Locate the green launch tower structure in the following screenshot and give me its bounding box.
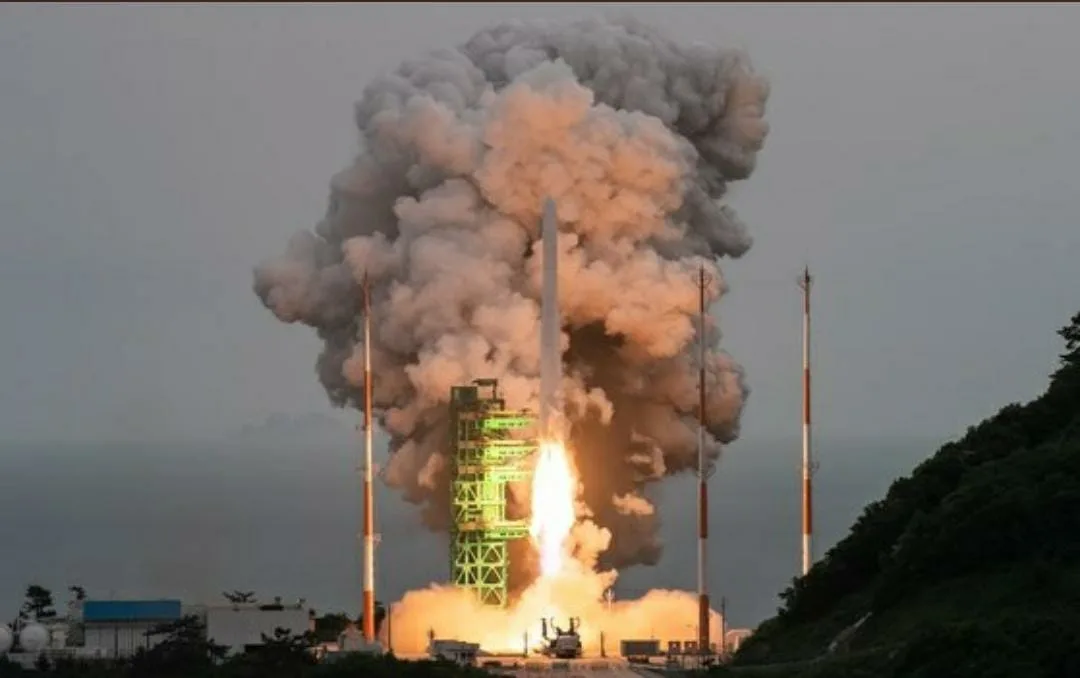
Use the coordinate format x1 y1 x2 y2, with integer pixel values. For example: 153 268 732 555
449 378 537 607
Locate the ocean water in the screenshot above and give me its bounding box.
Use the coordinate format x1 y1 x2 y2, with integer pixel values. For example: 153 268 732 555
0 436 941 629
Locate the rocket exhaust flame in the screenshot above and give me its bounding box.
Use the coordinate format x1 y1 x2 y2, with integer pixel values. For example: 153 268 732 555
530 440 576 579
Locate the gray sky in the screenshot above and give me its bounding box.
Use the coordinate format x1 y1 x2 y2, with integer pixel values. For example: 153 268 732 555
1 3 1078 444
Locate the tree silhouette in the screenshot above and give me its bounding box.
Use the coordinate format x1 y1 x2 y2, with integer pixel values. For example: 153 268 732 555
131 615 228 677
1060 311 1080 363
223 590 258 605
313 613 352 643
20 585 55 620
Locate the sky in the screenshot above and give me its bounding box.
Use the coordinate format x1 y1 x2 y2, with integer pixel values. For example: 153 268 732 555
1 2 1079 445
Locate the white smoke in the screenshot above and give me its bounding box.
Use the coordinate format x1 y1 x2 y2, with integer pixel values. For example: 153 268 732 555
254 16 768 571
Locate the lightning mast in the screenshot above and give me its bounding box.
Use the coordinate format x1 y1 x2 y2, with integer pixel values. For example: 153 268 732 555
361 274 376 642
798 266 814 576
697 265 711 654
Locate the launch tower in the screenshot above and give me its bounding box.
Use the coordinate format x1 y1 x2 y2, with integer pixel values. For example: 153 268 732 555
448 378 537 607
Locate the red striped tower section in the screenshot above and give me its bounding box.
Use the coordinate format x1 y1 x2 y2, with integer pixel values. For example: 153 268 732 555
697 265 710 654
362 275 376 642
799 267 814 577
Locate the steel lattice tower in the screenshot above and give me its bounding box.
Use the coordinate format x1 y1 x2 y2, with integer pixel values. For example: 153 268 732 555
449 378 536 607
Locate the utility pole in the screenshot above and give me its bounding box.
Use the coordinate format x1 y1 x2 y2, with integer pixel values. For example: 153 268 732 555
361 274 376 642
798 266 814 576
697 265 712 654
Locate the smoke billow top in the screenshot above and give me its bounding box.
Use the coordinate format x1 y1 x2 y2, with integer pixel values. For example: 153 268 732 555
254 17 768 573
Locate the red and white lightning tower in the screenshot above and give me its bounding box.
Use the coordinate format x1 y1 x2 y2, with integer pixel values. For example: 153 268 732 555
697 265 711 653
798 266 814 576
361 274 376 642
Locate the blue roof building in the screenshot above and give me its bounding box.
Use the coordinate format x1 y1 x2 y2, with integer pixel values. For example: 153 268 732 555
82 600 183 623
79 599 186 659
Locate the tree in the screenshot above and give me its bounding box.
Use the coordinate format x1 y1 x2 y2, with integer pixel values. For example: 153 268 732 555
33 654 50 672
65 586 88 648
313 613 352 643
358 602 387 636
20 585 55 620
131 615 227 678
1060 310 1080 365
223 590 257 605
220 628 317 678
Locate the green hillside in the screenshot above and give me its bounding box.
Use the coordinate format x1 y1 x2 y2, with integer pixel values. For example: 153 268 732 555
729 310 1080 678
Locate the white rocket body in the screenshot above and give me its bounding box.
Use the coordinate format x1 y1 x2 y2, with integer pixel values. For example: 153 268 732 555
539 198 562 440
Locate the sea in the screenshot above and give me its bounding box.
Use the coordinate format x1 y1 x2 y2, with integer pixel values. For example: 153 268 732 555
0 435 942 630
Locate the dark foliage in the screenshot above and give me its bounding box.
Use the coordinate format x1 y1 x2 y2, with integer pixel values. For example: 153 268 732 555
735 309 1080 674
223 628 317 678
222 591 257 605
21 622 485 678
311 613 350 644
20 586 56 621
128 616 228 678
770 309 1080 624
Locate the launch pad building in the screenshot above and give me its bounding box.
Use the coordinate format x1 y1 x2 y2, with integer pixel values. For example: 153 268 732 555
448 199 556 608
449 378 538 607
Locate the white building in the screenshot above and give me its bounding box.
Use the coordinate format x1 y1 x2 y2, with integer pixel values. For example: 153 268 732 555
78 599 183 659
204 602 313 655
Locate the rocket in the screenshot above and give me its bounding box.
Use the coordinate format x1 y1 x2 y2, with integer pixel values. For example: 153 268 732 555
539 197 561 440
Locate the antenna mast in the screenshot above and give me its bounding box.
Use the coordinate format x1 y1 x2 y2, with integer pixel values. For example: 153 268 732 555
697 265 711 654
362 274 376 642
798 266 814 576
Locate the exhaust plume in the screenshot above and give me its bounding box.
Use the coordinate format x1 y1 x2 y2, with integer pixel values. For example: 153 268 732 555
254 16 769 571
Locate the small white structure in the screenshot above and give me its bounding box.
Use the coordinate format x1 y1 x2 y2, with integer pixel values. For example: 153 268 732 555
19 623 49 653
205 601 312 655
428 638 479 666
1 617 84 667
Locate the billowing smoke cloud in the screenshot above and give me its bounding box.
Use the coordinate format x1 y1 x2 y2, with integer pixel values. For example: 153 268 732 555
254 16 768 571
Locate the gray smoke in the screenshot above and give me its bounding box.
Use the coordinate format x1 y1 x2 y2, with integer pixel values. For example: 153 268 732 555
254 16 769 572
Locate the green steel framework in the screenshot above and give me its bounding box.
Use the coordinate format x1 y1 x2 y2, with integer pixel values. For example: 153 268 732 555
449 378 537 607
